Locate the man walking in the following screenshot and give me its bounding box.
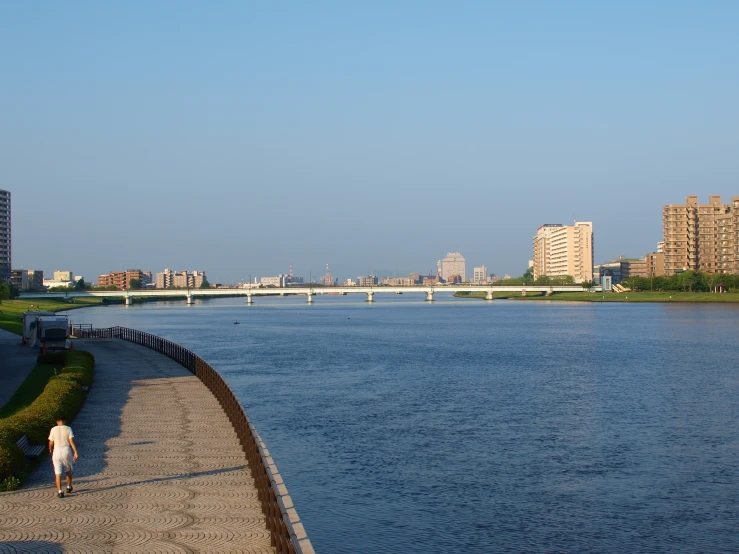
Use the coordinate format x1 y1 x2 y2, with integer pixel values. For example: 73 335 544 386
48 414 79 498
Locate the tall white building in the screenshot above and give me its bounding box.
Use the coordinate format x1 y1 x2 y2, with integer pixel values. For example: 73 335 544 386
439 252 466 282
532 221 593 282
473 266 488 284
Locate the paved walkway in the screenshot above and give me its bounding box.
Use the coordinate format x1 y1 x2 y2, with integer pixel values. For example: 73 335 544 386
0 339 273 554
0 328 38 408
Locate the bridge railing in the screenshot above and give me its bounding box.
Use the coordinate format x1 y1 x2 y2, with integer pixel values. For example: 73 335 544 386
75 326 314 554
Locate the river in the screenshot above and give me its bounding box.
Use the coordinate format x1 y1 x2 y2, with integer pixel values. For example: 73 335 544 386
65 295 739 553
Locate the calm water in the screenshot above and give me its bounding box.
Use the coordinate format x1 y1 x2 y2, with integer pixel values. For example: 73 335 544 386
65 295 739 553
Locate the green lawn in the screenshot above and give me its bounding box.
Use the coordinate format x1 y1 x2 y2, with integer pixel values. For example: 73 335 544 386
0 298 104 335
455 290 739 302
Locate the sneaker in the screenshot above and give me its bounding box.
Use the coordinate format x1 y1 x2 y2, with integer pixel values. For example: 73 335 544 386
66 485 73 493
58 490 64 498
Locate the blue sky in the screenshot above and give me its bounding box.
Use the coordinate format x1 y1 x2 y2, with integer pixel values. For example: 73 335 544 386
2 2 738 282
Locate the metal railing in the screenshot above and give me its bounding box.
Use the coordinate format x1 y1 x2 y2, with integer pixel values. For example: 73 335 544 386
75 326 314 554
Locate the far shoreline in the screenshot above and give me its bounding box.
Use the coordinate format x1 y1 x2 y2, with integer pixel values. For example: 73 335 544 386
454 290 739 303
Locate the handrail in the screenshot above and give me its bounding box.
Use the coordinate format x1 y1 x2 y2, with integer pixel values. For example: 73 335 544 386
75 326 314 554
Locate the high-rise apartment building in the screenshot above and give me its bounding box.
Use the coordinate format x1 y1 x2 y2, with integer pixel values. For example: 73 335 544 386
532 221 593 283
473 266 488 284
663 195 739 275
439 252 466 282
0 190 10 282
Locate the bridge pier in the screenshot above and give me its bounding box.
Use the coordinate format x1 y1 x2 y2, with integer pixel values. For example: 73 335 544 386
246 294 253 305
425 291 434 302
521 289 527 297
366 291 374 302
124 296 132 306
186 294 193 305
307 292 313 303
486 290 494 301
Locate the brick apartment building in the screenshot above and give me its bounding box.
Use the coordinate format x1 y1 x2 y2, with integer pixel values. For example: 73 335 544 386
663 195 739 275
98 269 152 290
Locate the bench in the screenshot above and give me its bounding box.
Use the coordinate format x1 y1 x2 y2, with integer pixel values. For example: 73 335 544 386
16 435 45 459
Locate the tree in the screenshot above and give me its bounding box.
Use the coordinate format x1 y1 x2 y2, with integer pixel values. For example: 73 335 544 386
128 278 141 289
199 279 211 289
75 277 86 290
523 266 534 279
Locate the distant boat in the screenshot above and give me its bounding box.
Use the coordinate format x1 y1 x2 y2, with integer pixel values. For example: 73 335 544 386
234 321 241 325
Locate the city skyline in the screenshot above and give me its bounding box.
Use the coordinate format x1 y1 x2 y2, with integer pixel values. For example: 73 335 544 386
3 3 738 282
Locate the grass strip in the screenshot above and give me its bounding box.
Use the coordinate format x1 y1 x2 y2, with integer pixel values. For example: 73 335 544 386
0 350 95 483
0 298 104 335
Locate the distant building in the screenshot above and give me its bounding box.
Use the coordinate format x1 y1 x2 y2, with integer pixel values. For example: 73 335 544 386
489 274 500 283
663 195 739 275
357 275 378 287
99 269 151 290
502 274 512 280
533 221 594 283
594 260 631 285
439 252 466 282
53 270 74 282
11 269 43 291
156 269 207 288
408 272 421 284
380 277 414 286
645 252 665 277
422 274 441 285
447 274 462 284
344 278 356 286
0 189 9 281
473 266 488 284
260 274 288 287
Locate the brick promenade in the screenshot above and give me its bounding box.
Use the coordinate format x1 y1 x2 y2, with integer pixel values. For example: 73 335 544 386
0 339 274 553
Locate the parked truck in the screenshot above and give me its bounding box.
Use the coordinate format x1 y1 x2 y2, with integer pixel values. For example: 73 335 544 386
21 311 71 350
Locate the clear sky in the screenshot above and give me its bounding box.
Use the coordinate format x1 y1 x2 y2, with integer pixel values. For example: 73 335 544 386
2 2 738 283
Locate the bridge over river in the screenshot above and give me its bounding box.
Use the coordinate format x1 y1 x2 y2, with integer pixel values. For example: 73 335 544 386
19 285 585 305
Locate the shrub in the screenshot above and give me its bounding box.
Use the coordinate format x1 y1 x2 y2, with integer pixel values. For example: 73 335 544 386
0 350 95 482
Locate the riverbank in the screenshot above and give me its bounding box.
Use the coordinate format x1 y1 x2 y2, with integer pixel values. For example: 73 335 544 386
454 290 739 302
0 298 104 335
0 339 277 551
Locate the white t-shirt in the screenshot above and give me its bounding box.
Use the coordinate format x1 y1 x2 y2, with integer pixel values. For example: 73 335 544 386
48 425 74 447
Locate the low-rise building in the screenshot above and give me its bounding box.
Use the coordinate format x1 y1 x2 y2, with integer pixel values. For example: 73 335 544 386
357 276 377 286
11 269 44 291
98 269 151 290
156 269 207 288
53 270 74 282
261 274 288 287
645 252 665 277
473 266 488 284
380 277 414 286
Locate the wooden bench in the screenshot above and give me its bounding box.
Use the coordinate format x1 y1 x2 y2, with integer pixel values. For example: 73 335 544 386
16 435 45 459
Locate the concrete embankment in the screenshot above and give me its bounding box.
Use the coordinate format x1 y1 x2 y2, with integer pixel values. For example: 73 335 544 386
0 339 275 553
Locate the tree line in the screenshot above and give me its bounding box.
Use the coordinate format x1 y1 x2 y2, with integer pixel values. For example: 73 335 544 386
623 271 737 292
